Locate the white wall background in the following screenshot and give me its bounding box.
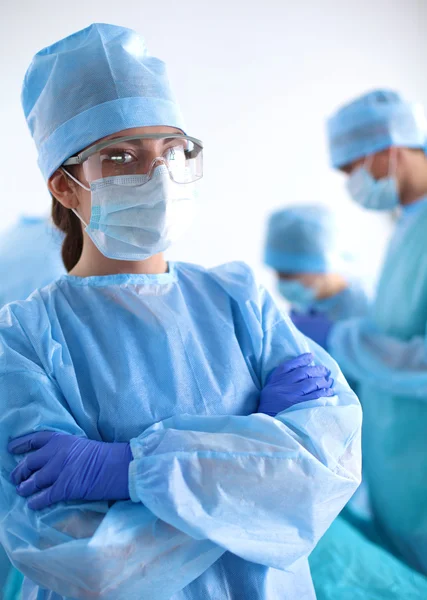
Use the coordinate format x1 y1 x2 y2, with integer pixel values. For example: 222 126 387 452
1 0 426 291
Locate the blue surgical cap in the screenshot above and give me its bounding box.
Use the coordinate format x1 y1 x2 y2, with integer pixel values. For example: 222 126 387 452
327 89 427 169
22 23 185 180
264 205 351 274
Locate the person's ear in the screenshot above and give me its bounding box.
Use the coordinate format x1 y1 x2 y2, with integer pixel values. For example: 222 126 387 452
48 169 80 209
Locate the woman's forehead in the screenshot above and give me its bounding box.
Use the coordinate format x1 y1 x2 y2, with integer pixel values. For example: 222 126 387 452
99 126 184 144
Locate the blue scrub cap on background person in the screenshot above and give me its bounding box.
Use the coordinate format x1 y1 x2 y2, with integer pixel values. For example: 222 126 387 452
21 23 185 180
264 205 352 274
327 89 427 169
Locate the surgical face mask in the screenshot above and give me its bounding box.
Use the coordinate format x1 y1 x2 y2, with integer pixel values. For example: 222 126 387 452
277 280 317 312
346 155 399 211
65 165 195 260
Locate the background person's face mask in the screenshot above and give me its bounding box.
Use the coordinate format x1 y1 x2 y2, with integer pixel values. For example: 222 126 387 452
277 280 317 312
346 152 399 211
69 165 195 260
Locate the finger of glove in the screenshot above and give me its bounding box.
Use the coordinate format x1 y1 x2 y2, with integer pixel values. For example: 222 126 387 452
300 387 336 402
280 364 331 385
259 385 335 416
8 431 56 455
296 376 334 395
17 464 58 498
305 365 332 380
27 487 55 511
10 449 50 486
267 354 313 383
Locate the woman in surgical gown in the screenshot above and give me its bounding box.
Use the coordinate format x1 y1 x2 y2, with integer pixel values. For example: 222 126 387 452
0 24 362 599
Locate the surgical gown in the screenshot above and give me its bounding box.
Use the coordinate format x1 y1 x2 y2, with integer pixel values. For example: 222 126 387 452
0 261 361 599
328 197 427 574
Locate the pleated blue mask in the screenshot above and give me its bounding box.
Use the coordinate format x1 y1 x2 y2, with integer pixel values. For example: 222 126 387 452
70 165 195 261
277 280 317 311
346 167 399 211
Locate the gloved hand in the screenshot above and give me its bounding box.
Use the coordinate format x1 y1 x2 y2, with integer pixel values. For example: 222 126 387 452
258 353 335 416
291 311 333 349
8 432 132 510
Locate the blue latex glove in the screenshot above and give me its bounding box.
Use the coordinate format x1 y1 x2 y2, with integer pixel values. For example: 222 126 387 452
258 353 335 416
291 311 333 349
8 432 132 510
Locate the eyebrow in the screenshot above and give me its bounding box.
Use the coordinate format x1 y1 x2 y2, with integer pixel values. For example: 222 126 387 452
105 138 141 147
106 131 183 142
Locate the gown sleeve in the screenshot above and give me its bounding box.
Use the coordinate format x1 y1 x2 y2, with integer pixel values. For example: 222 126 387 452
128 285 362 571
329 317 427 397
0 307 224 599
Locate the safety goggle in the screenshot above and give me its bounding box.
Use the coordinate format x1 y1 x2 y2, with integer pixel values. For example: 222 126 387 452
63 134 203 186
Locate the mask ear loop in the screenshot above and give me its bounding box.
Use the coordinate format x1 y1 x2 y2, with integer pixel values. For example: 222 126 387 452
363 148 397 180
60 167 90 227
388 147 401 217
362 153 374 175
388 147 398 179
61 167 91 191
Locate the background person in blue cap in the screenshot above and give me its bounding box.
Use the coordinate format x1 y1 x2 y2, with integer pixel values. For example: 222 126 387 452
0 216 64 306
264 200 427 599
264 205 370 322
0 23 361 599
293 89 427 575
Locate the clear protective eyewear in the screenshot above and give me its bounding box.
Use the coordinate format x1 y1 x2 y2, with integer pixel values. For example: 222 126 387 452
63 134 203 186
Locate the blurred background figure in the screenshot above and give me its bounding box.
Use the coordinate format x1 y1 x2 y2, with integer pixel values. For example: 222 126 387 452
309 515 427 599
294 89 427 576
0 216 64 306
0 216 64 598
264 205 370 321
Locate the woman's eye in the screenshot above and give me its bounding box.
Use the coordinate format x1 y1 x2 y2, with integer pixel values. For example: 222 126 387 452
102 151 136 165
